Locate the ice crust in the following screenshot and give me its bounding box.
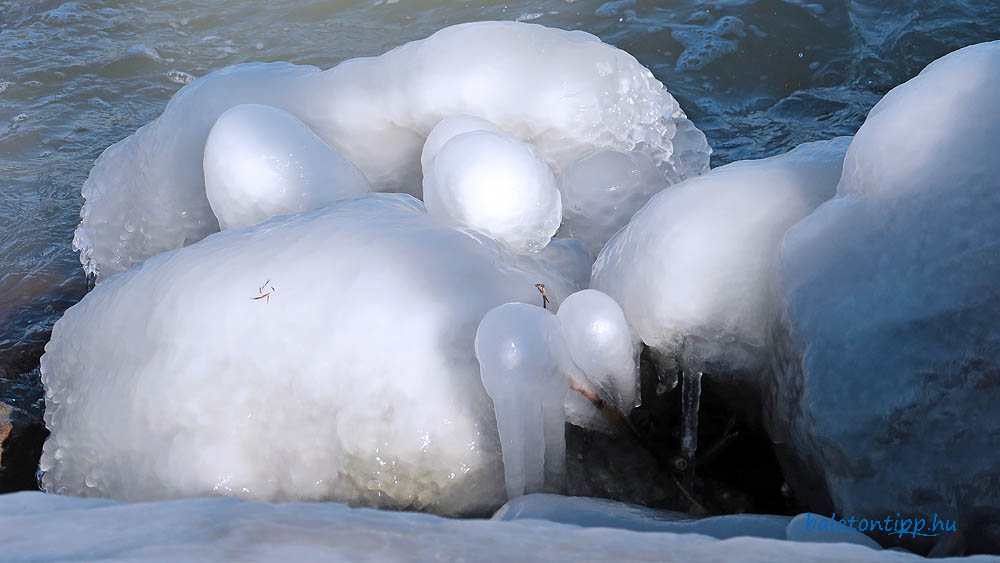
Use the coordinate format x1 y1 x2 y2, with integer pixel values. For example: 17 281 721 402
767 41 1000 552
497 495 883 550
42 194 579 514
2 491 979 562
203 104 370 230
558 149 666 254
74 21 711 280
475 304 571 499
423 130 562 251
591 137 850 374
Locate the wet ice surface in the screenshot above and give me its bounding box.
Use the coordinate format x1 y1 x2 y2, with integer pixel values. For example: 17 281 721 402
204 103 370 230
2 0 998 393
475 303 570 499
4 0 999 386
1 492 985 563
3 0 1000 559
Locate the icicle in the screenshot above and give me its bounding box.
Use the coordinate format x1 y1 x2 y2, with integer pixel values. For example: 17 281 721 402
475 303 570 499
680 368 703 484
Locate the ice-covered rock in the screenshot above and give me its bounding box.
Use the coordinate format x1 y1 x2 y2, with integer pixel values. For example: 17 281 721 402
74 21 710 280
556 289 638 414
42 194 578 515
1 491 958 562
475 304 571 499
423 130 562 252
592 137 850 378
558 150 666 254
203 104 370 230
766 41 1000 554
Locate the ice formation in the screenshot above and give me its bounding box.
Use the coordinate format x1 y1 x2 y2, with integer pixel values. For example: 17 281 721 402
423 130 562 252
590 138 848 470
1 492 931 562
591 136 850 376
203 104 370 230
420 115 499 172
495 495 882 550
74 21 710 280
533 237 593 291
555 289 638 414
558 150 666 254
42 194 578 514
767 41 1000 553
475 304 571 499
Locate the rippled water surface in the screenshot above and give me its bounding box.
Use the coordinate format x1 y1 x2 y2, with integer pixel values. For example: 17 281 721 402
1 0 998 408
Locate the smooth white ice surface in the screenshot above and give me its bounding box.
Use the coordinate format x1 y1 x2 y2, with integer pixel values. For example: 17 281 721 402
533 237 593 290
558 149 667 254
43 194 577 515
475 304 570 498
1 492 983 562
420 115 500 172
591 137 849 373
203 104 370 230
74 21 710 280
423 130 562 251
556 289 638 414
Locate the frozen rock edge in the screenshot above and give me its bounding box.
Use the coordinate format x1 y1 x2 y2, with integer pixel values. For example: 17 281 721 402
765 41 1000 554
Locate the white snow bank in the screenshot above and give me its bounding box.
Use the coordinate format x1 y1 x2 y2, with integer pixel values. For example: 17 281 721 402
204 104 370 230
75 21 710 280
591 137 850 374
1 491 978 562
423 130 561 251
43 194 578 515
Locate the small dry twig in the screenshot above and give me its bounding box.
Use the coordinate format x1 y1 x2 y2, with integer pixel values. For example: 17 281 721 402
534 283 550 309
251 279 276 303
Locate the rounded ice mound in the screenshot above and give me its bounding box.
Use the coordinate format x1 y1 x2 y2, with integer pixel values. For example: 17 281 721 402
475 303 570 499
591 137 850 375
559 150 666 254
423 130 562 252
420 116 499 172
767 41 1000 552
75 21 710 281
556 289 638 414
204 104 370 230
72 62 321 281
42 193 576 515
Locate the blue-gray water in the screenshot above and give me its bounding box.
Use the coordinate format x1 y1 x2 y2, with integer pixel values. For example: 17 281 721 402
1 0 998 410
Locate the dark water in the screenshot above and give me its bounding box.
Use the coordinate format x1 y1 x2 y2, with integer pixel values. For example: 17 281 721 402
1 0 998 411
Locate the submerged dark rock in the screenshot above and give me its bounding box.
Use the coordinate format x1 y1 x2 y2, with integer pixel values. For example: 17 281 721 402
0 401 47 493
